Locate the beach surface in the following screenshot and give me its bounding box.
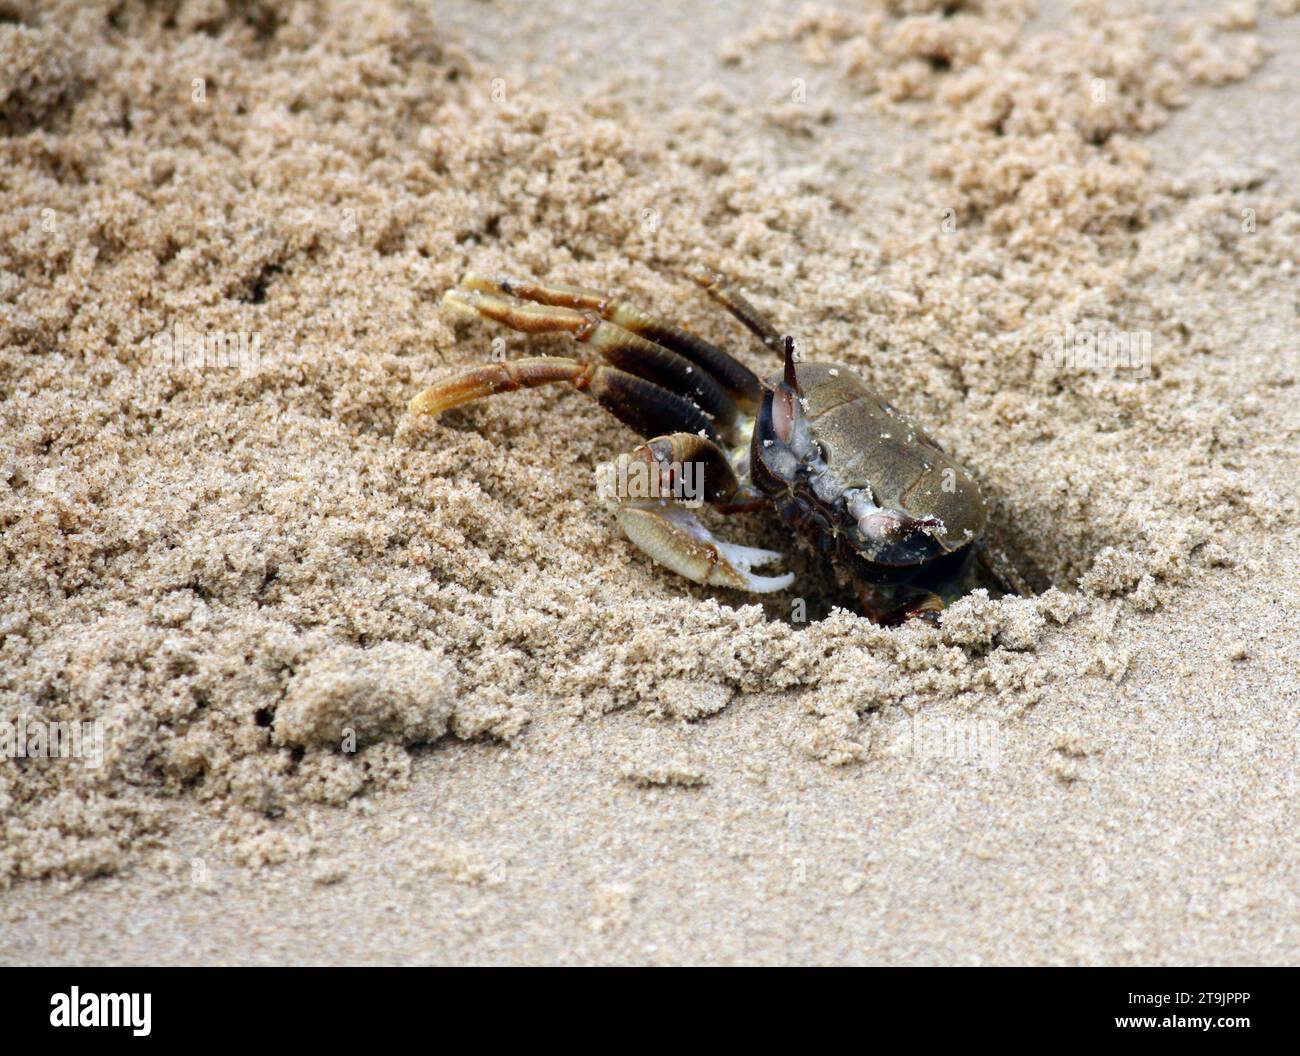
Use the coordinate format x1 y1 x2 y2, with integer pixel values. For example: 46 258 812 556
1 0 1297 964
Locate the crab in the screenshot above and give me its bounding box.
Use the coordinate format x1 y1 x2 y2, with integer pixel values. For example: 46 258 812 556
410 272 1024 625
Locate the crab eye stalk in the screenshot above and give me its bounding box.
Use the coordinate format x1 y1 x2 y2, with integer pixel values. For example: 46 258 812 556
783 335 801 394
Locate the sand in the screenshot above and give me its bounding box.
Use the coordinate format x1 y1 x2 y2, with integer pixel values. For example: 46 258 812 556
0 0 1296 965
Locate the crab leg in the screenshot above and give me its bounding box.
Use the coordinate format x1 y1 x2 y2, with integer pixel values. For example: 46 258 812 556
692 270 787 357
442 287 738 437
460 273 763 413
442 285 740 430
615 431 762 505
856 581 945 626
409 356 720 442
606 432 793 594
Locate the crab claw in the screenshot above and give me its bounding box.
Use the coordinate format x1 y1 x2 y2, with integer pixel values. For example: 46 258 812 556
615 507 795 594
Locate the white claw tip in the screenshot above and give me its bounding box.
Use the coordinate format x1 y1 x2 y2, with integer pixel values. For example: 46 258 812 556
738 570 796 593
714 540 793 592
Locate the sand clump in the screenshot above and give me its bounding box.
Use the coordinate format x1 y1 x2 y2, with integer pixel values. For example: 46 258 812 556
1 0 1296 887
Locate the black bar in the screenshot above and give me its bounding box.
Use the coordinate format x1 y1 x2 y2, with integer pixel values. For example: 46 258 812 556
2 967 1293 1043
